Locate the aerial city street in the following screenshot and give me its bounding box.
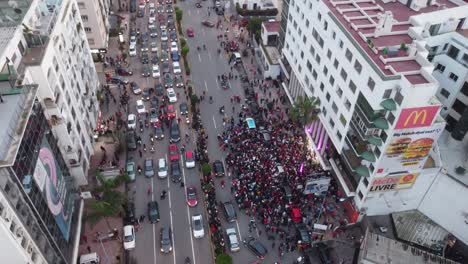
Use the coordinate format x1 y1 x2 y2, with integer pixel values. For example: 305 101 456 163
0 0 468 263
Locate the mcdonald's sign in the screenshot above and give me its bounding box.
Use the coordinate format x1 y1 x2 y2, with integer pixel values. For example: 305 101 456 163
395 106 440 129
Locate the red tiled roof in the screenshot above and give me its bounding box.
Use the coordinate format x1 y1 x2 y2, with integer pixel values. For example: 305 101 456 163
263 21 280 33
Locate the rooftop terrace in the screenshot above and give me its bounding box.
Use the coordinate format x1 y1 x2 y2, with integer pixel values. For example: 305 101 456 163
324 0 460 85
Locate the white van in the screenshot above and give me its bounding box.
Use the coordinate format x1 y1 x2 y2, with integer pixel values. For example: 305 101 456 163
118 33 125 44
129 44 137 57
79 252 100 264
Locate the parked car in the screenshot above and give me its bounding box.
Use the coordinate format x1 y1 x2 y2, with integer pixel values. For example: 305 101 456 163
150 108 159 125
170 161 181 182
166 104 176 119
167 88 177 103
142 65 151 77
136 99 146 114
124 202 136 224
170 120 180 142
123 225 136 250
222 201 236 222
161 29 168 41
126 160 136 181
142 87 151 100
174 75 184 88
147 201 160 223
127 113 137 129
191 214 205 238
160 226 173 253
226 228 240 252
144 158 154 177
170 41 178 52
180 102 188 115
169 143 179 162
202 20 215 27
173 61 181 74
186 187 198 207
185 150 195 168
131 82 142 94
213 160 225 177
245 237 267 259
110 75 129 85
127 130 137 151
158 158 168 178
117 67 133 76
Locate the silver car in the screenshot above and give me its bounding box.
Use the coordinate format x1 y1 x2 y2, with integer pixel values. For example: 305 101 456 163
144 159 154 177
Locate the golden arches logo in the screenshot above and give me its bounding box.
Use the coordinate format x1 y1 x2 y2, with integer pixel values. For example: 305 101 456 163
403 110 427 127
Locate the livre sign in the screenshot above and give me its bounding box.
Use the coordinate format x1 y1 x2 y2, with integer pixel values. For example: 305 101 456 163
395 106 440 130
369 173 418 193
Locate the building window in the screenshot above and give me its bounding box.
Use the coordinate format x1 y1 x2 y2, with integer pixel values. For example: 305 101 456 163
307 60 312 71
329 76 335 86
305 19 309 28
320 82 324 91
312 70 318 80
449 73 459 82
81 15 88 21
362 177 369 187
302 36 307 44
77 2 85 8
332 31 336 39
305 76 310 86
340 114 347 126
332 102 338 113
336 87 343 98
339 40 343 48
324 21 328 31
84 27 92 33
322 107 327 116
318 12 322 21
395 91 403 105
367 78 375 91
336 131 342 140
460 82 468 97
323 66 328 76
452 99 467 115
349 80 356 94
345 99 351 110
354 60 362 74
315 54 321 64
327 49 332 59
340 69 348 81
300 51 304 59
383 89 392 99
298 65 302 73
463 54 468 64
329 118 335 128
375 147 381 158
326 92 331 102
380 131 388 142
345 49 353 62
440 88 450 98
387 112 395 125
71 107 77 120
310 45 315 56
358 191 364 200
447 46 460 59
333 59 339 69
435 63 445 73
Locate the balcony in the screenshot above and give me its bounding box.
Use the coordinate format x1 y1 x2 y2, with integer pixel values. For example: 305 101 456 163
68 148 83 168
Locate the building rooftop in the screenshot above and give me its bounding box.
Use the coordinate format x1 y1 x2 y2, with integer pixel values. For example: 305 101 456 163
264 45 280 64
359 229 460 264
437 130 468 186
263 21 280 33
0 0 33 28
392 210 451 253
324 0 461 85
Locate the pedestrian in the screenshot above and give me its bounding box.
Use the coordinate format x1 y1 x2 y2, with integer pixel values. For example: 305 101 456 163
81 235 88 243
180 181 185 187
139 150 142 158
100 146 106 153
147 188 151 196
87 245 91 253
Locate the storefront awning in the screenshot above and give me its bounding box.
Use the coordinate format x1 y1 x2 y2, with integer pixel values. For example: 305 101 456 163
372 117 389 130
354 165 370 177
380 98 396 111
359 151 376 162
366 136 382 146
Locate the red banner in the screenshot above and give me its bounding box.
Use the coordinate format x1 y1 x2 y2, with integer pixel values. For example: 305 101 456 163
395 106 439 129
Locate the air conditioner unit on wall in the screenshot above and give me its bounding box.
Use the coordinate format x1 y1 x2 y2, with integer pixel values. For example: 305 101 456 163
16 227 24 238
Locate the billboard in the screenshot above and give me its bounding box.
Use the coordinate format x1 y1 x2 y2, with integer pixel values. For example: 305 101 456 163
395 106 440 129
32 136 73 241
303 177 331 195
369 173 419 192
377 123 444 174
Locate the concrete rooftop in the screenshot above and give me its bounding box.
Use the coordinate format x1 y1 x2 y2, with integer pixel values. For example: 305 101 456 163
437 130 468 186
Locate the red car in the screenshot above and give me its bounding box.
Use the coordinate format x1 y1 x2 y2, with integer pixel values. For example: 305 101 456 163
166 104 176 119
169 144 179 162
187 27 195 37
186 187 198 207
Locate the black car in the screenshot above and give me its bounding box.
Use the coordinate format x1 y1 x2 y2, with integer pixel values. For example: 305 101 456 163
142 88 151 100
141 52 149 64
162 62 170 73
130 82 141 95
142 66 151 77
124 202 136 224
170 120 180 142
127 130 137 150
150 96 159 108
180 102 188 115
168 21 175 31
245 237 268 259
296 224 312 249
164 73 173 88
148 201 160 223
174 74 184 88
213 160 225 177
160 52 169 62
222 201 236 222
161 41 169 52
155 126 165 139
160 226 173 253
170 161 181 182
165 5 173 13
155 83 164 96
137 8 145 17
170 31 177 41
150 27 158 38
110 75 129 85
152 54 160 64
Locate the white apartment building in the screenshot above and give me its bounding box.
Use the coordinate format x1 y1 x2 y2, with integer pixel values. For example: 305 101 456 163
0 0 101 186
280 0 468 223
255 21 282 79
77 0 110 53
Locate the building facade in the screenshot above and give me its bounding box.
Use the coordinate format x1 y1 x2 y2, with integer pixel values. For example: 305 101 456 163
0 0 101 186
0 82 82 264
77 0 110 52
279 0 468 220
255 21 282 80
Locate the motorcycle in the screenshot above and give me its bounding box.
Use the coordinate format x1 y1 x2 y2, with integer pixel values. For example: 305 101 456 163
160 190 167 200
150 146 156 153
219 106 225 114
185 257 191 264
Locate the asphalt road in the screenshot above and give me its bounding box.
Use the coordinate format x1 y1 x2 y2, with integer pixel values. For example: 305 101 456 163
178 0 300 263
120 2 213 264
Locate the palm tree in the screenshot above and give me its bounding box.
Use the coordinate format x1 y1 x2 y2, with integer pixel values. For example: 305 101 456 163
289 95 321 127
86 172 127 228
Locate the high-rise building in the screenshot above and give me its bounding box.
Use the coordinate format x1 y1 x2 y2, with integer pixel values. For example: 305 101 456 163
77 0 110 54
0 81 82 264
0 0 101 186
279 0 468 220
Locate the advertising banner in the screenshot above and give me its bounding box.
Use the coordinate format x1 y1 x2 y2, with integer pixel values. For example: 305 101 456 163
395 106 440 130
303 177 331 195
377 123 444 174
369 173 419 192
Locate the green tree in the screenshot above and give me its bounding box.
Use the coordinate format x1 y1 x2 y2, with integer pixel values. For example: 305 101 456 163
247 18 262 41
181 46 190 58
289 95 320 127
180 38 187 47
201 163 211 176
175 8 183 23
87 172 128 228
215 254 233 264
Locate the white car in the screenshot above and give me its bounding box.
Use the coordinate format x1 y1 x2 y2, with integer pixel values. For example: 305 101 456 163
161 29 168 41
151 41 158 52
152 64 161 78
226 228 240 252
127 114 137 129
191 214 205 238
123 225 136 250
173 62 181 74
170 41 178 52
130 36 137 46
148 21 156 30
136 99 146 114
129 44 137 57
158 158 168 178
167 88 177 103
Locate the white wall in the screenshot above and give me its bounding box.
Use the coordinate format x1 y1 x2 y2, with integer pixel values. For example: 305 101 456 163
418 172 468 245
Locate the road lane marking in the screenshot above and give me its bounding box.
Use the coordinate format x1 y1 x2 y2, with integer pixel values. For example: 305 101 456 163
208 52 212 60
235 220 242 241
204 80 208 92
168 190 172 209
212 116 217 129
197 9 200 15
181 165 197 264
215 78 219 88
170 210 176 264
228 80 232 90
198 53 202 62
